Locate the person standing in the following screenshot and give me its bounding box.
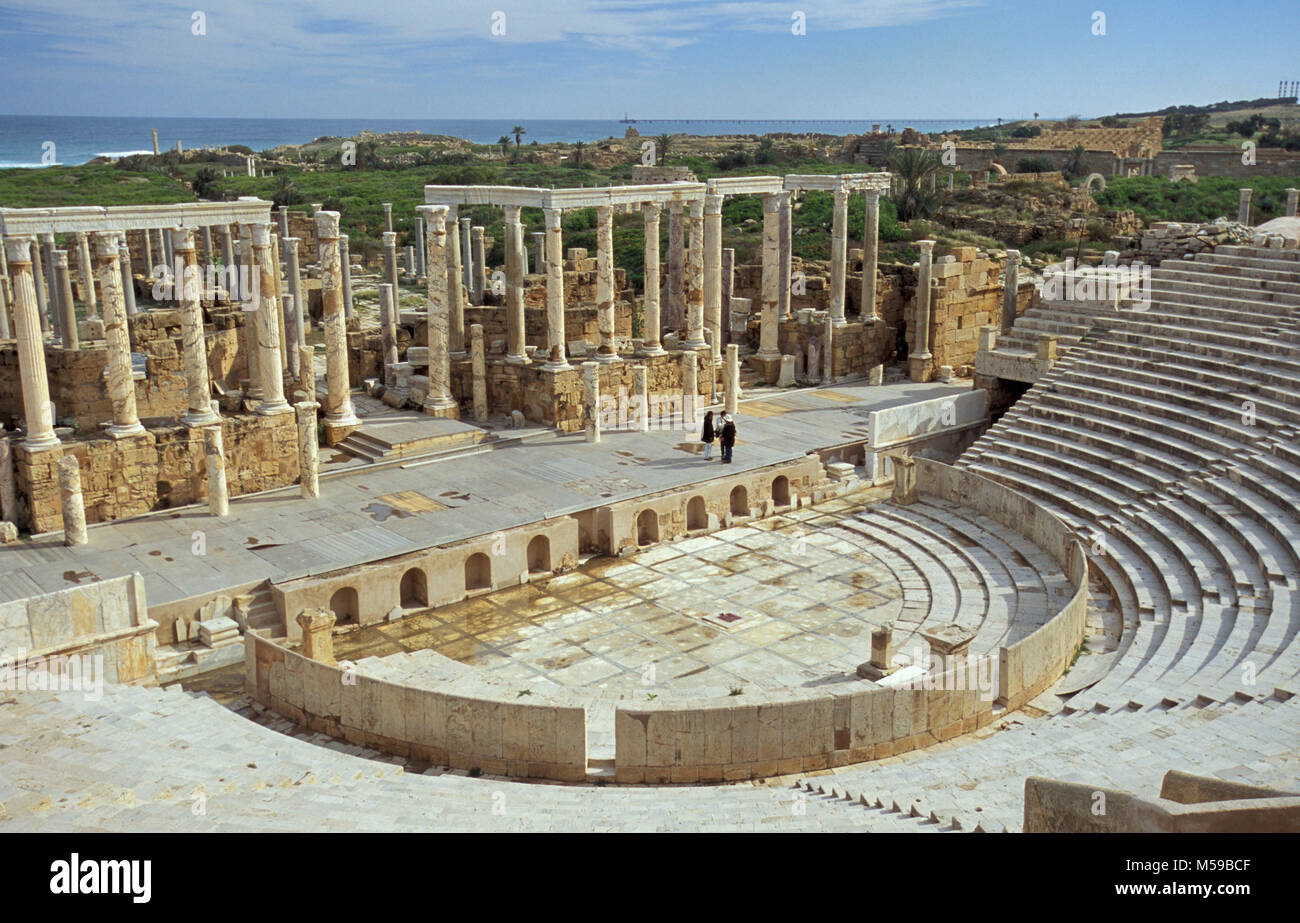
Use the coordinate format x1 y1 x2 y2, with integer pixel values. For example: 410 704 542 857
701 409 716 460
719 412 736 464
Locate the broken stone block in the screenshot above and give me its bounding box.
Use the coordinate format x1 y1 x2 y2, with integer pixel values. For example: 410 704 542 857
0 522 17 544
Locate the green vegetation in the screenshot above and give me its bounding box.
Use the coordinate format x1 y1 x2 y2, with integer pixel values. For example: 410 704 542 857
1095 175 1300 222
0 163 192 207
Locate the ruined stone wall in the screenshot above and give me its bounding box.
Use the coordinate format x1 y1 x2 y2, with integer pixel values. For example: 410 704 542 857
9 413 299 534
1152 148 1300 179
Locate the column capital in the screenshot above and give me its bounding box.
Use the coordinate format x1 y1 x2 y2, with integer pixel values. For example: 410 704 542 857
642 201 661 220
382 230 398 246
251 223 272 247
689 198 704 218
505 203 523 222
52 250 69 267
543 206 563 227
168 228 195 252
763 192 782 212
596 204 612 220
704 193 723 214
282 235 300 252
314 210 340 240
864 188 882 204
5 235 35 263
92 231 123 258
1005 248 1021 263
918 239 936 254
833 187 849 205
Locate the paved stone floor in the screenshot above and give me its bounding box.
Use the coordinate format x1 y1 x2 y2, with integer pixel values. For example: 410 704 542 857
0 378 967 609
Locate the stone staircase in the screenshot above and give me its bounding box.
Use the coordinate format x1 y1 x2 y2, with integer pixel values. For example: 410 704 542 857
958 243 1300 716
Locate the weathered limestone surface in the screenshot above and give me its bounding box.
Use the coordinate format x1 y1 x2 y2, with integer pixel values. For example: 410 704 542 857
57 454 87 545
421 205 458 418
94 233 145 438
203 424 229 517
317 212 358 439
470 324 487 423
640 203 665 357
296 401 320 499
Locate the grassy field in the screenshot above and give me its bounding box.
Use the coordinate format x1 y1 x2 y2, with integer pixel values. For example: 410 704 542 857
1095 175 1299 223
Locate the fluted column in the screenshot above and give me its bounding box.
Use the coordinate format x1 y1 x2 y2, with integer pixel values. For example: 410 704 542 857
172 230 219 426
251 224 291 415
296 400 320 499
53 251 78 349
447 205 466 358
1001 249 1020 334
725 343 740 415
542 206 570 370
862 189 880 323
76 232 98 317
339 232 355 319
421 205 458 415
58 455 87 546
93 233 145 438
5 237 58 450
413 210 427 277
640 202 665 357
703 194 723 360
757 193 781 360
684 198 706 348
595 204 619 362
32 237 50 335
383 231 399 311
378 283 398 389
667 202 684 332
504 205 527 364
460 218 473 291
471 226 486 305
203 425 228 517
829 187 848 326
219 226 236 302
316 211 358 431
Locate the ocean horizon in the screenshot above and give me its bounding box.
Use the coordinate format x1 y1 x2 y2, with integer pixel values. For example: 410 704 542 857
0 115 999 169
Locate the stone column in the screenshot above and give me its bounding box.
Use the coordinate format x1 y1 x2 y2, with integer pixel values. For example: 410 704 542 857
640 203 665 357
283 237 304 353
681 349 698 425
118 244 137 317
219 226 236 301
721 247 734 347
757 193 781 360
0 434 18 525
703 194 723 360
383 231 400 310
299 344 316 400
383 202 393 233
413 210 427 277
633 364 649 432
595 205 619 362
339 233 355 320
31 237 49 334
542 206 570 370
532 231 545 276
1287 188 1298 218
667 201 685 332
405 245 416 277
277 205 290 242
5 238 59 449
53 251 79 349
778 191 793 319
827 187 848 325
460 218 473 290
447 205 466 358
75 232 98 317
504 206 527 364
471 226 486 305
470 323 487 423
1001 249 1020 334
909 240 935 382
57 455 88 546
725 343 740 415
94 233 145 438
582 361 600 443
891 455 918 505
156 228 169 277
1238 188 1253 226
862 189 881 322
421 205 458 416
296 400 320 499
822 309 835 384
204 425 229 517
0 278 11 340
251 224 291 415
297 609 336 665
378 283 398 389
237 228 254 307
684 198 707 348
316 211 358 433
174 230 219 431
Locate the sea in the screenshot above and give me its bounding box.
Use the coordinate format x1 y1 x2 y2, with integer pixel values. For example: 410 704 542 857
0 115 994 169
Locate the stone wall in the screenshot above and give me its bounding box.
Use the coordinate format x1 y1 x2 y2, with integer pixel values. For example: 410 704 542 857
9 413 299 534
0 573 157 685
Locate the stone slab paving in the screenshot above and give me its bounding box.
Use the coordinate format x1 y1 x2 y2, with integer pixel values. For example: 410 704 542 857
0 380 967 607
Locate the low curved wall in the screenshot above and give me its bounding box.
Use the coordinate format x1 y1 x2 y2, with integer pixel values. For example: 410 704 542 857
613 459 1090 782
245 632 587 782
913 458 1090 709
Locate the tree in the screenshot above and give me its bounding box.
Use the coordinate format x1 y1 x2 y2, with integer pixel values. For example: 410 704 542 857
572 140 586 165
656 133 673 164
887 147 944 222
1062 144 1087 178
355 140 381 169
512 125 526 147
191 166 221 200
497 135 511 146
271 173 303 209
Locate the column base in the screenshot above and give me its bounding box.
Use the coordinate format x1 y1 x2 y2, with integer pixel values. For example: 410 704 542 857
21 433 61 452
908 353 933 383
504 354 530 365
256 399 294 416
181 409 222 429
754 348 781 361
105 422 147 439
593 349 621 364
637 346 667 359
449 349 469 360
681 336 708 350
423 397 460 419
540 361 573 373
831 317 848 327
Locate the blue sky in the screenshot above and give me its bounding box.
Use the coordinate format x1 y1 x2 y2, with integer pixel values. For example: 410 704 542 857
0 0 1297 120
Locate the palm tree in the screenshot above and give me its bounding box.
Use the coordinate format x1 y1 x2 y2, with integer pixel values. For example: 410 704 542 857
656 133 673 164
512 125 526 148
887 147 944 222
1063 144 1087 178
355 140 380 169
573 140 586 165
271 173 303 208
497 135 511 146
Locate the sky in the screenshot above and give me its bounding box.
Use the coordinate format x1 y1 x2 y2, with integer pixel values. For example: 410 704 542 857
0 0 1297 120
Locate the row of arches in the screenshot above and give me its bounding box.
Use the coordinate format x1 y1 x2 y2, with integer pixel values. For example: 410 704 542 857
324 535 555 624
635 477 793 547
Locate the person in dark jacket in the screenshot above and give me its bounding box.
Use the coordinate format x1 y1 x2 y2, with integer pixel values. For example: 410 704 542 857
719 413 736 463
701 410 716 459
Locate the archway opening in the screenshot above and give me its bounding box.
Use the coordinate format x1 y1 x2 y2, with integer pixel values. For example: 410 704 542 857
465 553 492 591
730 485 749 517
637 509 659 546
399 568 427 609
686 496 708 531
328 587 359 625
772 476 790 506
527 535 551 574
